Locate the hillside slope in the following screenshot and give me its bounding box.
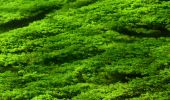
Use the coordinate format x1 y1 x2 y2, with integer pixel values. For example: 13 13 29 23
1 0 170 99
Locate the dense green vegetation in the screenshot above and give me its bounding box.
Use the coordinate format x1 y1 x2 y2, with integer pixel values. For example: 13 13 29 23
1 0 170 99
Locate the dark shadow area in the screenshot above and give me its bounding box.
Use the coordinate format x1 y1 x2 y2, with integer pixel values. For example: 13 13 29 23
0 62 27 73
104 72 147 84
0 5 61 33
115 90 141 100
115 24 170 38
42 48 105 65
119 28 170 38
52 90 81 99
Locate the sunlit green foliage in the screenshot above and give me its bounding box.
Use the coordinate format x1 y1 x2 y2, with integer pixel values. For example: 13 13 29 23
0 0 170 99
